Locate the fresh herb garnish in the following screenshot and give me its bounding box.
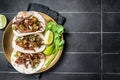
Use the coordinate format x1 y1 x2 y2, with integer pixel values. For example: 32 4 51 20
45 21 65 67
45 21 64 50
14 54 17 57
16 36 22 41
12 26 17 30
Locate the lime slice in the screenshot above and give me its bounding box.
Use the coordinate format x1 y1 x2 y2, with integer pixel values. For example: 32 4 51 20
44 30 53 44
0 14 7 29
44 43 55 56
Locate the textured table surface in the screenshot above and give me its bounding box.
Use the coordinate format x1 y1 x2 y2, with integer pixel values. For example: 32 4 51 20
0 0 120 80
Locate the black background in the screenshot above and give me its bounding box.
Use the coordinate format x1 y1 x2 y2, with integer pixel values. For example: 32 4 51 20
0 0 120 80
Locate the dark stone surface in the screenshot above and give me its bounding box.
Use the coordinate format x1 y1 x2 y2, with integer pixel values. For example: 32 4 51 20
39 0 101 12
103 0 120 12
103 74 120 80
0 0 38 13
103 33 120 53
41 73 101 80
103 13 120 32
64 33 101 52
103 54 120 73
62 13 101 32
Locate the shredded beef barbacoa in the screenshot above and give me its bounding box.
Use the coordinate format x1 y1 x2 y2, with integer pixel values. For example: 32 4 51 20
15 52 44 68
15 35 44 51
13 16 43 33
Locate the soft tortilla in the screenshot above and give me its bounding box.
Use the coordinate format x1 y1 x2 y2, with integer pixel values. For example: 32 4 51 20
12 11 46 36
11 49 45 74
12 33 46 53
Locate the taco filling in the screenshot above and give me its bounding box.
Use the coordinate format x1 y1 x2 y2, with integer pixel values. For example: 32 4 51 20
15 34 44 51
12 11 45 36
14 51 44 68
13 15 44 33
11 50 45 74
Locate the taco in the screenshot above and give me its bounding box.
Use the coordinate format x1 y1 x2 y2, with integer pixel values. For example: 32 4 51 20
12 33 46 53
12 11 45 36
11 50 45 74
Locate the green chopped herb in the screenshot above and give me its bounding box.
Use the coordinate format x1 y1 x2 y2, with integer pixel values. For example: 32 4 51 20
12 26 17 30
14 54 16 57
16 36 22 41
29 35 35 41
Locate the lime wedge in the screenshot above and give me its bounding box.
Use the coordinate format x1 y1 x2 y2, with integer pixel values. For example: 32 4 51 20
44 30 53 44
44 43 55 56
0 14 7 29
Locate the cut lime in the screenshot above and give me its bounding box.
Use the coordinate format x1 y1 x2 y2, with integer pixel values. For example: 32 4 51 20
44 43 55 56
0 14 7 29
44 30 53 44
